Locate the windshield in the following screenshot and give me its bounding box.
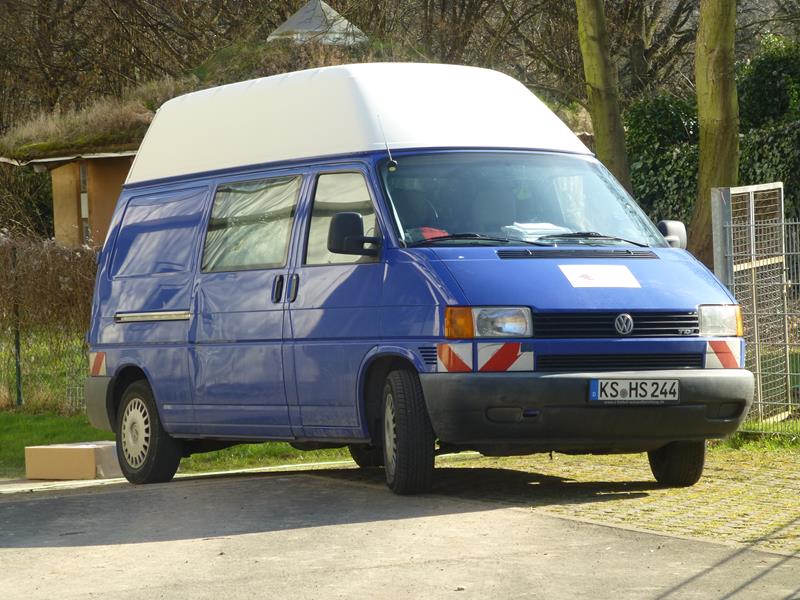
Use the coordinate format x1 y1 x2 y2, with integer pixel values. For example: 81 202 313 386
379 152 665 247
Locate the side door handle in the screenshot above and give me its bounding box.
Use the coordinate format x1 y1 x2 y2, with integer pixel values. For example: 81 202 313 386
271 274 285 304
287 274 300 303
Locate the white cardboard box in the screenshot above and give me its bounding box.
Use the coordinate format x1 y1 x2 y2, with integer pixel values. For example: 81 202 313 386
25 441 122 480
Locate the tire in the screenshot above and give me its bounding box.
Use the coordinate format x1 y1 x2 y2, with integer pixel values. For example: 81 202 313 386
115 379 182 484
648 440 706 487
348 444 383 468
382 368 435 494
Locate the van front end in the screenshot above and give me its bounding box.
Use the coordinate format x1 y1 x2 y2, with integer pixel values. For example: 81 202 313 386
409 252 755 463
420 332 753 456
378 149 756 489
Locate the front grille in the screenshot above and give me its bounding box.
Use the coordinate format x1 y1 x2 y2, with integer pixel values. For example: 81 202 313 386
536 353 703 372
533 311 699 338
496 249 658 259
418 346 438 366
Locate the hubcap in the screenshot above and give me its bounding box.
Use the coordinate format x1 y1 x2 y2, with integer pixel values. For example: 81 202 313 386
121 397 151 469
383 390 397 480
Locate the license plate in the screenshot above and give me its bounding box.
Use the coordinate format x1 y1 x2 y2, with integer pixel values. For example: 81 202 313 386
589 379 679 405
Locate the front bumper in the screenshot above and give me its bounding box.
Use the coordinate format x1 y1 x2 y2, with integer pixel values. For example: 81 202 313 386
420 369 753 453
85 376 113 431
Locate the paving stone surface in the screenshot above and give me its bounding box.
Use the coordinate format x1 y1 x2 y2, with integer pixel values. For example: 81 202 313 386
442 447 800 555
321 445 800 555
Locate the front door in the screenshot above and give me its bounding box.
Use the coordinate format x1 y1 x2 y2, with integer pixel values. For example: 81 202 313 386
287 169 384 438
190 174 302 438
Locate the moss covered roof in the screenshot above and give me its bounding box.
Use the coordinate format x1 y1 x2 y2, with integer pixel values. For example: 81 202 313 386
0 77 200 162
0 40 375 162
0 38 589 162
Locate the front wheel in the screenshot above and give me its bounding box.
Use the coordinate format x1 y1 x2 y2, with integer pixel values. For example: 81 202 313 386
648 440 706 487
116 379 182 484
382 368 435 494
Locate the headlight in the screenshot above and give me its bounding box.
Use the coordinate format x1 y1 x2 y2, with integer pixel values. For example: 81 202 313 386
698 305 743 336
445 307 532 338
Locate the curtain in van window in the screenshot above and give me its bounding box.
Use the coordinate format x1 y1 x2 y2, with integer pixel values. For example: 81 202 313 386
202 175 300 272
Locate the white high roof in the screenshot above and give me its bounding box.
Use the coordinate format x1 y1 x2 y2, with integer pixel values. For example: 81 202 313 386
126 63 591 185
267 0 367 46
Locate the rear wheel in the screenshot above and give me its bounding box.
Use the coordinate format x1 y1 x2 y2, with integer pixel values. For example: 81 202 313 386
116 380 182 484
348 444 383 468
648 440 706 487
382 368 435 494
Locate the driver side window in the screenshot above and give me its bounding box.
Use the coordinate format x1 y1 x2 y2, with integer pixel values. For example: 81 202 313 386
304 172 378 265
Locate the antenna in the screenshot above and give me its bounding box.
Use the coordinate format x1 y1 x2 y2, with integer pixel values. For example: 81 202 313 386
376 114 398 172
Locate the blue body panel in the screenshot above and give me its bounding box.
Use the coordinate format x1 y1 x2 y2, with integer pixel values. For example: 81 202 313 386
191 268 291 437
430 246 734 310
87 148 742 444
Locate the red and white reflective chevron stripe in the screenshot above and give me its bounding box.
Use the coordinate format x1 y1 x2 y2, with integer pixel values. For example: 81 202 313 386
436 343 473 372
89 352 107 377
705 339 742 369
477 342 534 372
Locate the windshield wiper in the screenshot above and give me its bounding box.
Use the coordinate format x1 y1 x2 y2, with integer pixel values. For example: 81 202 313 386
408 233 552 247
536 231 649 248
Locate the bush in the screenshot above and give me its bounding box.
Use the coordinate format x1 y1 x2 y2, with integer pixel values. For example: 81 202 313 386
626 92 800 223
625 95 699 223
740 121 800 219
738 34 800 130
0 164 52 236
626 95 697 156
0 235 96 412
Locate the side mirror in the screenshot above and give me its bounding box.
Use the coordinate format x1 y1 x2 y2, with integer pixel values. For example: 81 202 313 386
657 220 687 249
328 212 380 257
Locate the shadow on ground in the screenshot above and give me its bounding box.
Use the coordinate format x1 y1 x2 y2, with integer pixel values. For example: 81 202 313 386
0 464 658 549
318 465 659 506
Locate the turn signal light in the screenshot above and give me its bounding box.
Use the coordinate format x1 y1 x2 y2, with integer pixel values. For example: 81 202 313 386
445 307 475 339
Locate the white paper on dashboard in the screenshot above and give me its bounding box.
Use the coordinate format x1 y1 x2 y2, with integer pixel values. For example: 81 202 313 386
559 264 641 288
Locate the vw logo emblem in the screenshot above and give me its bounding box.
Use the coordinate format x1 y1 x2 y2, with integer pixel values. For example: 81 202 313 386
614 313 634 335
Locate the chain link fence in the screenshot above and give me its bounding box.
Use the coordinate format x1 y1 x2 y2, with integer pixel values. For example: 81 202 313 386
0 235 95 414
713 183 800 435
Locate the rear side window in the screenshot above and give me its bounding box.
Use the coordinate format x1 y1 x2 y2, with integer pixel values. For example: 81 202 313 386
112 188 207 278
305 172 377 265
202 175 301 272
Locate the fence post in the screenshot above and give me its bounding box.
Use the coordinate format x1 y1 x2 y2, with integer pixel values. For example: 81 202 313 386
711 187 733 287
11 244 22 406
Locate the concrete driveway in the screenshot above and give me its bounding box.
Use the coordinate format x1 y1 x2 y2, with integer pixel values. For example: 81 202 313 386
1 466 798 600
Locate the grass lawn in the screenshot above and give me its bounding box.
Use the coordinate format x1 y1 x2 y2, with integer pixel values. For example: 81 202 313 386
0 412 114 478
0 411 350 479
2 410 798 481
179 443 350 474
0 330 87 413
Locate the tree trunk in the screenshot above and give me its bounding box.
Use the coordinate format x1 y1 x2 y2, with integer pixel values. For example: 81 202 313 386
575 0 631 191
689 0 739 267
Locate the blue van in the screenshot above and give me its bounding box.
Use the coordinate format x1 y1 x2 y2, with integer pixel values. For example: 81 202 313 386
86 64 753 494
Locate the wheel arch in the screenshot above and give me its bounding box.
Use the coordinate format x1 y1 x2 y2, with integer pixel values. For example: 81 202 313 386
106 364 152 433
357 347 426 443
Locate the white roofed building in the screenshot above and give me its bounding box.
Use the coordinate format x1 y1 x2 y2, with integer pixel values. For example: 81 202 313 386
267 0 368 46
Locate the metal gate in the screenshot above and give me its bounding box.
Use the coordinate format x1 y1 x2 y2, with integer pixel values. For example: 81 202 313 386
711 183 799 434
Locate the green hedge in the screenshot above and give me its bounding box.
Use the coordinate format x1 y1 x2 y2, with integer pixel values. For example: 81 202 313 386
738 34 800 130
626 97 800 223
739 120 800 219
625 95 698 223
